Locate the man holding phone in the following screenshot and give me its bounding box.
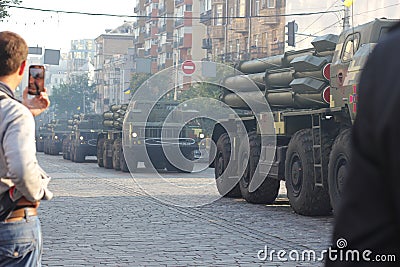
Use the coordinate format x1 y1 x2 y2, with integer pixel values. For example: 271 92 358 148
0 31 52 265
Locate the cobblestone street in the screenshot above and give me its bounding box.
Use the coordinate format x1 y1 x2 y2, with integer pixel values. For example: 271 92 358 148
38 154 334 266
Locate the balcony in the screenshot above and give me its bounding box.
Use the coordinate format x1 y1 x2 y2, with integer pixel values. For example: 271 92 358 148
158 24 167 33
202 38 212 50
173 38 184 48
143 32 151 39
175 19 184 28
210 25 225 39
175 0 184 6
200 10 212 25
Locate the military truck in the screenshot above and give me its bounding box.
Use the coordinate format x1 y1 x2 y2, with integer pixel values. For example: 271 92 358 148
36 123 52 152
97 104 129 171
123 100 203 173
98 101 203 173
210 19 398 216
43 119 70 155
62 113 103 163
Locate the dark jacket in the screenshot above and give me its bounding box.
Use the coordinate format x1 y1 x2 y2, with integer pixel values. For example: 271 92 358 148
326 22 400 266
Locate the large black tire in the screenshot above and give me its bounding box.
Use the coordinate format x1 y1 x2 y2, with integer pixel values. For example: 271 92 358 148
62 139 68 160
97 138 105 167
103 140 113 169
36 140 44 152
239 132 280 204
328 128 351 213
112 139 121 171
285 129 332 216
74 146 86 163
70 143 76 162
43 140 49 154
214 133 242 198
120 147 129 172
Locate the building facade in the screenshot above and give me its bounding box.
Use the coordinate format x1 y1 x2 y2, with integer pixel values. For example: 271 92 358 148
94 33 135 112
199 0 286 62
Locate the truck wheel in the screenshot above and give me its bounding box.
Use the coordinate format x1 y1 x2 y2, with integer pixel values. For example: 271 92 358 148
214 133 242 198
120 147 129 172
75 147 86 163
65 143 71 160
112 139 121 171
239 132 280 204
285 129 332 216
103 140 113 169
97 138 105 167
328 129 351 213
70 143 76 162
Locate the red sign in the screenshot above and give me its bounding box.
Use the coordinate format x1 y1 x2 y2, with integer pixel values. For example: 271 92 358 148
181 60 196 75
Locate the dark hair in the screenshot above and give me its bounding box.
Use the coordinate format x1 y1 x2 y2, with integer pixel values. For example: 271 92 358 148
0 31 28 76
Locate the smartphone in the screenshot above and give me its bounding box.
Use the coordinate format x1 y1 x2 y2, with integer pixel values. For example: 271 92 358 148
28 65 45 95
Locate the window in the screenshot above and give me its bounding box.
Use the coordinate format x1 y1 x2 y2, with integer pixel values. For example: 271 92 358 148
255 0 260 16
236 0 246 17
229 7 234 24
341 33 360 62
186 4 192 11
267 0 276 8
214 4 223 26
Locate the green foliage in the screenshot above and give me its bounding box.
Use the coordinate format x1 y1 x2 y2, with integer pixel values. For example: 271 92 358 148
51 74 97 117
129 72 152 96
179 82 222 101
0 0 21 20
179 82 223 137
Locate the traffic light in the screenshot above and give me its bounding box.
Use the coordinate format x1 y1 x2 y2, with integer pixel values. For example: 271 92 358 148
287 21 296 47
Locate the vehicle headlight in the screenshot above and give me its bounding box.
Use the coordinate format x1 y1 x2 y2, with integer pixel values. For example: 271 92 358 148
132 132 138 138
79 136 84 141
199 133 205 139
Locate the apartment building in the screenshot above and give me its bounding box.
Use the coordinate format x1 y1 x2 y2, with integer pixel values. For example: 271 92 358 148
68 39 96 73
94 31 135 112
199 0 286 62
133 0 207 72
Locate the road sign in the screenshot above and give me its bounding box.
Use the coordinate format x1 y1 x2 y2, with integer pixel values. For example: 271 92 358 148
181 60 196 75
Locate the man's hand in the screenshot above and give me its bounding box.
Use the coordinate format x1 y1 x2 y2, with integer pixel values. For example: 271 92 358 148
22 87 50 117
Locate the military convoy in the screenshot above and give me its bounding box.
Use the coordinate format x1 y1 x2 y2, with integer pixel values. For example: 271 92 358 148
38 99 203 174
210 19 398 216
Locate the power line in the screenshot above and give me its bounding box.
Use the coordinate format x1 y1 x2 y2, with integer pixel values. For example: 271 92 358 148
6 5 342 20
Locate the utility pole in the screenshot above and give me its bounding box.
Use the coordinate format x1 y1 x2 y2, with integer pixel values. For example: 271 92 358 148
343 6 351 30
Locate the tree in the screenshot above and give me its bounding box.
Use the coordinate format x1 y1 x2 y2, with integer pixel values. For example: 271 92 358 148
0 0 21 21
51 74 97 117
128 72 152 96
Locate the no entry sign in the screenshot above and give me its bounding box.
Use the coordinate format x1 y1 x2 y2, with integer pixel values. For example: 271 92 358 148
181 60 196 75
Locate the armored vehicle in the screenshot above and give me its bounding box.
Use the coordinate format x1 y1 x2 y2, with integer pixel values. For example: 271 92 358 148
36 123 52 152
98 101 204 173
210 19 398 216
43 119 69 155
63 114 103 163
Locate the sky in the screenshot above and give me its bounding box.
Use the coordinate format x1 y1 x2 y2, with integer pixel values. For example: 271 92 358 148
0 0 136 53
1 1 399 53
286 0 400 49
